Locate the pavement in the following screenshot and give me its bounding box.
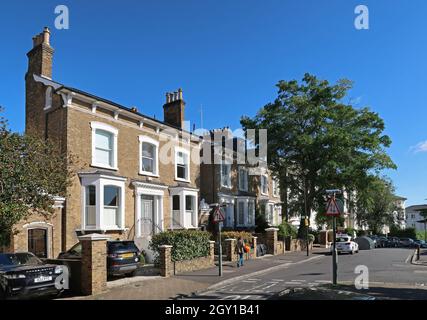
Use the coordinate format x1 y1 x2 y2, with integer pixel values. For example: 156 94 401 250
412 248 427 266
62 249 326 300
62 247 427 300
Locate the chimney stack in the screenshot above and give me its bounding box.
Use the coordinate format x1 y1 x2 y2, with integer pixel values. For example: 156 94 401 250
27 27 54 78
163 88 185 129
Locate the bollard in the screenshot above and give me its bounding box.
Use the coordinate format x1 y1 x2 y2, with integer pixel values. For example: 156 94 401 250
417 245 421 261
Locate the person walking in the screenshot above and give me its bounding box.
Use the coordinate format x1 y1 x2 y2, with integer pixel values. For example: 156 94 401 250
236 237 245 268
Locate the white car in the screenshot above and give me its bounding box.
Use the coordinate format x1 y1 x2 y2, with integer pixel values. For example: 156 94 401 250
330 235 359 255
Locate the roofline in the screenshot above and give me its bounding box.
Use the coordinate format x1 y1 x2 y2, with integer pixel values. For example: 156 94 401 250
53 85 203 141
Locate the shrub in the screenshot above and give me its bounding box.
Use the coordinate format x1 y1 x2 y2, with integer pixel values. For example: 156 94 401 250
220 231 253 245
255 209 269 233
345 228 357 237
389 227 417 239
416 231 426 241
278 221 298 240
149 230 211 262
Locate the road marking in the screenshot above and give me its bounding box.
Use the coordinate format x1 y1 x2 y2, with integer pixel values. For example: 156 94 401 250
405 253 412 264
314 280 330 283
271 279 284 282
414 270 427 274
206 254 325 291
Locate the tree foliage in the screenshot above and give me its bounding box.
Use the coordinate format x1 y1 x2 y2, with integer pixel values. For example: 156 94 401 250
354 176 400 234
240 74 396 225
0 107 75 246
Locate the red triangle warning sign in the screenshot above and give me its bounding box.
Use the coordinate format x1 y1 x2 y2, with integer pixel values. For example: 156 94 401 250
326 198 341 216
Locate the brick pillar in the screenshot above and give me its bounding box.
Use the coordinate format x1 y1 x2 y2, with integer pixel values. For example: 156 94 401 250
160 245 173 277
79 233 110 296
225 238 237 262
265 228 279 255
209 241 215 265
252 237 257 259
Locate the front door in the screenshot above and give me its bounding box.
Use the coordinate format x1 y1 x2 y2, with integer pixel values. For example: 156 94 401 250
28 229 48 258
141 195 155 236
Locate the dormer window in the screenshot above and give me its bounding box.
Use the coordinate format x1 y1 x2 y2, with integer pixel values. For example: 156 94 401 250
91 122 118 170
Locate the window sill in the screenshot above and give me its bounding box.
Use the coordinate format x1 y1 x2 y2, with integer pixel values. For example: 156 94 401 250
175 178 191 183
78 227 126 233
139 172 160 178
90 163 118 171
221 185 232 189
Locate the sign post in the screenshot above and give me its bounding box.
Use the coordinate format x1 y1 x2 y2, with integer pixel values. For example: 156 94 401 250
213 204 225 277
325 190 342 286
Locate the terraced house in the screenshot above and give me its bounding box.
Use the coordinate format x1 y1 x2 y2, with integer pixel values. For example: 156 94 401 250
20 28 202 261
200 128 282 230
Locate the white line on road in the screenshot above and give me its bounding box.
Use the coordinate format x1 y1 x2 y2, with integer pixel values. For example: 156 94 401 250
414 270 427 274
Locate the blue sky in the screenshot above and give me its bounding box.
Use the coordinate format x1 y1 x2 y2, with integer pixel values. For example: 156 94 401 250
0 0 426 206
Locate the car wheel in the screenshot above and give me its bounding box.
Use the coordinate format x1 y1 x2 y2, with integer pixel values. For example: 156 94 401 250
350 250 354 255
0 286 7 300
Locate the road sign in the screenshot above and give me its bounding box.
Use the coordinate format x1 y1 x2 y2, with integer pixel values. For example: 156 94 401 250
213 206 225 223
326 198 341 216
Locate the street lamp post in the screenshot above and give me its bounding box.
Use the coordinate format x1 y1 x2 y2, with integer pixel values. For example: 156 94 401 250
326 189 342 286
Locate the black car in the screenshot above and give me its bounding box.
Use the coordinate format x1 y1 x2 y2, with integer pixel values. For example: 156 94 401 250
58 240 141 277
0 252 65 300
386 237 400 248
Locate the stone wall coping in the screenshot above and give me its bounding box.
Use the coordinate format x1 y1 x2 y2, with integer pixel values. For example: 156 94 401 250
209 241 216 244
78 233 111 241
160 245 173 248
225 238 237 241
252 236 258 239
265 228 279 232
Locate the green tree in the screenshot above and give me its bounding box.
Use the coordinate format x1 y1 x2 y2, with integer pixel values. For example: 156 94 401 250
0 107 75 246
355 176 399 234
240 74 395 222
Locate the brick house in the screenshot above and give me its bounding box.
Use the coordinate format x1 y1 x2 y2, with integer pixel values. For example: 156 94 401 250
21 28 202 261
200 128 282 230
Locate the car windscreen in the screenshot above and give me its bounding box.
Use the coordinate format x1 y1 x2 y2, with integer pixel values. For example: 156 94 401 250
337 238 350 242
108 241 138 252
0 253 43 267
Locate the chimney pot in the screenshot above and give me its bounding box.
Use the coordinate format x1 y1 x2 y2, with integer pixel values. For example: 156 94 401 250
43 27 51 45
178 88 183 100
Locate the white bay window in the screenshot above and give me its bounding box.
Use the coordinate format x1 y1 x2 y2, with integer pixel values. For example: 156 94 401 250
170 187 198 229
81 172 126 231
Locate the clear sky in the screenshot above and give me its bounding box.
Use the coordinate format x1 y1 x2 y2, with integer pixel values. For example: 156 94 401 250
1 0 426 206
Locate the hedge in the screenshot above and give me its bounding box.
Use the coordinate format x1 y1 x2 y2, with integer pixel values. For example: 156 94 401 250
220 231 253 244
149 230 211 262
278 221 298 240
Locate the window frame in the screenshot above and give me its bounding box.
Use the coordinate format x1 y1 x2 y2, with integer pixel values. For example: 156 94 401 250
221 161 232 189
90 122 119 170
81 173 126 231
174 147 191 182
238 167 248 191
261 175 269 195
138 135 159 177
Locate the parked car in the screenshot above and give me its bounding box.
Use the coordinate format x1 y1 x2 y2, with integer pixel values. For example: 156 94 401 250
399 238 415 247
58 240 141 277
0 252 65 300
368 235 378 248
385 237 400 248
330 235 359 254
376 237 388 248
413 240 427 248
